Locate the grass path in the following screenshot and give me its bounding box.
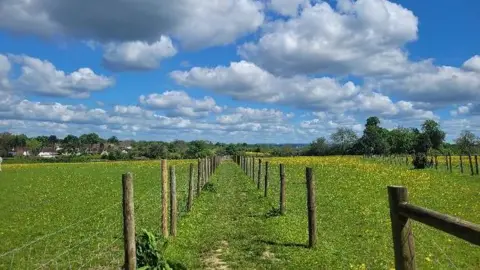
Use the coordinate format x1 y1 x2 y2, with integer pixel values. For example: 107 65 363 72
166 161 286 269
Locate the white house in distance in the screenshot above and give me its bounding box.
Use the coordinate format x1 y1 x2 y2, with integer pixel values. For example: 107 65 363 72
38 147 57 158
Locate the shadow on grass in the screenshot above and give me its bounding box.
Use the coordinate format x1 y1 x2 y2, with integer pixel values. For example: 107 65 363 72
257 239 308 248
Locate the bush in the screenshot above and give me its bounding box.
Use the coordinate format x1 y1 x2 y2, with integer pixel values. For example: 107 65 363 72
412 152 427 169
136 229 186 270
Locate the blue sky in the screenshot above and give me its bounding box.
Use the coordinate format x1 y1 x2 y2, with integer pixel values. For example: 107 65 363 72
0 0 479 143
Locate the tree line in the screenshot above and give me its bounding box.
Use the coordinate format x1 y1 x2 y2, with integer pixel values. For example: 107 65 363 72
1 116 479 166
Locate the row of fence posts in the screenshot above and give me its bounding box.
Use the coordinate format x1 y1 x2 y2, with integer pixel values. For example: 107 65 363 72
380 154 479 176
236 156 479 268
234 156 315 247
122 156 222 270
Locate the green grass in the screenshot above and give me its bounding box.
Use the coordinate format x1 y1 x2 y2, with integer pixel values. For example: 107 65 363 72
0 160 194 269
1 157 479 269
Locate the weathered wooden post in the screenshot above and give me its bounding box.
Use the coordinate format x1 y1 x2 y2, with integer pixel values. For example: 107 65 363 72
449 154 453 173
280 164 286 215
187 163 194 211
434 155 438 170
257 159 262 190
445 154 449 171
169 166 177 237
161 160 169 237
469 154 474 176
252 157 255 181
405 156 408 166
122 172 136 270
264 161 269 197
387 186 416 270
460 155 464 174
306 168 317 248
197 158 202 195
476 155 479 175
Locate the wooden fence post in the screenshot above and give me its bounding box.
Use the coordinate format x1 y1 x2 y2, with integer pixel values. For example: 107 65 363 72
187 163 194 211
469 154 474 176
475 155 479 175
252 157 255 181
280 164 286 215
204 158 208 183
434 155 438 170
161 160 169 237
306 168 317 248
169 166 177 237
449 154 453 173
405 156 408 166
264 161 269 197
257 159 262 190
387 186 416 270
460 155 464 173
122 172 136 270
197 159 202 195
445 154 448 171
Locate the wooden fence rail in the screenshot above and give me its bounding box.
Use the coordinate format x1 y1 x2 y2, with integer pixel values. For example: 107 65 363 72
388 185 480 270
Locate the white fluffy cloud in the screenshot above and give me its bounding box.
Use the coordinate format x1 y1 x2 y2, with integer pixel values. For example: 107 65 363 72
217 107 292 124
171 61 360 111
268 0 307 16
139 91 222 118
103 36 177 71
239 0 418 76
0 0 264 49
462 55 480 73
373 62 480 105
3 54 114 98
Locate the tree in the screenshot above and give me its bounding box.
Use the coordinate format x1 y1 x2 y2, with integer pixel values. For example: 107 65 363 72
13 134 28 148
360 117 390 155
455 130 478 154
79 133 101 153
107 136 119 144
48 135 58 147
330 127 358 155
62 135 80 154
26 139 42 156
307 137 330 156
186 140 210 158
388 127 416 154
0 132 14 156
421 120 445 150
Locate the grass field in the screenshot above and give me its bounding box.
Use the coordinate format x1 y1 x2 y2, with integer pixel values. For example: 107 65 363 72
1 157 479 269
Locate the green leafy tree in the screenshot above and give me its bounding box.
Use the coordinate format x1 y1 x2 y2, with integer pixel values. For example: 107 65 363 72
388 127 416 154
455 130 478 154
330 127 358 155
62 135 80 154
26 139 43 155
307 137 330 156
107 136 119 144
0 132 14 156
421 120 446 150
360 117 390 155
48 135 58 147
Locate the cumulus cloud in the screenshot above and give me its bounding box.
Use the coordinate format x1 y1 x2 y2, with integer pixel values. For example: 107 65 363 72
268 0 308 16
0 0 264 49
373 62 480 105
4 54 114 98
139 91 222 118
171 61 360 111
462 55 480 73
103 36 177 71
239 0 418 76
216 107 290 124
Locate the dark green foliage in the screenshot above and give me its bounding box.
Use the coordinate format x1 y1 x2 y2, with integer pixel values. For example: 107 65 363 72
412 152 428 169
265 207 282 218
202 182 217 193
136 229 187 270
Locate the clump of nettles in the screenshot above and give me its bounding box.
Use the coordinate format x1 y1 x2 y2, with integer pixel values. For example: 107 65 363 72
135 229 186 270
265 207 282 218
202 182 216 193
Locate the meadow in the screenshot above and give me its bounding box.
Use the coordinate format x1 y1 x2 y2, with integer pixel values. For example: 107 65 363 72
1 157 479 269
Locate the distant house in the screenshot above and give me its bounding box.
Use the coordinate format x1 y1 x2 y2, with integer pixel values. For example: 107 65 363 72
101 150 109 157
38 147 57 158
119 141 133 151
87 143 105 154
12 147 30 157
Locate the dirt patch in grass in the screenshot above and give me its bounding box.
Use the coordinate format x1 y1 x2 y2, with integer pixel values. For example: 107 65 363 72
203 241 230 270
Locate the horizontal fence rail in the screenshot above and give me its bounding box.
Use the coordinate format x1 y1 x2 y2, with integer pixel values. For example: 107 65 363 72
388 186 480 270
